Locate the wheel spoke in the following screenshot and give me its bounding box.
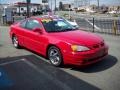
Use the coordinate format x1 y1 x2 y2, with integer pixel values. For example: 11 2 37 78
53 52 58 56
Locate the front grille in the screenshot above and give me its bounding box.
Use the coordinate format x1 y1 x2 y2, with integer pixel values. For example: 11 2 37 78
85 53 106 62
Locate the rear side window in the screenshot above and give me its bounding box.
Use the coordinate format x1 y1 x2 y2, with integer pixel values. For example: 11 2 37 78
20 20 27 28
26 19 42 30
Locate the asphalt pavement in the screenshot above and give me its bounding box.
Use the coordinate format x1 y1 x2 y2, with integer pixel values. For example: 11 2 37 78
0 26 120 90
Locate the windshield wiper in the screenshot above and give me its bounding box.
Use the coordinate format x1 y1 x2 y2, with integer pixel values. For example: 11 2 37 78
62 28 76 31
47 28 76 33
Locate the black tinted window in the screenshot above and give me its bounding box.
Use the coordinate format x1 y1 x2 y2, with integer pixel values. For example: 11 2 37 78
42 19 75 32
26 19 42 30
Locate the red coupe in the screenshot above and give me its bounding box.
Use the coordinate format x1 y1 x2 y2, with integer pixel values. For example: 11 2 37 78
10 16 108 66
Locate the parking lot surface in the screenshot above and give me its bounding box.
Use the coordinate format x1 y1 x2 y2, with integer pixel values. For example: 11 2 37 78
0 26 120 90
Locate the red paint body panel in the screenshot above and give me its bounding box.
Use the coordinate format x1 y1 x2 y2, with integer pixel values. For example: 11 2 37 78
9 17 108 66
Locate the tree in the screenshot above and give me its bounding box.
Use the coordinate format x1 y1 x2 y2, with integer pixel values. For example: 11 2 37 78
117 6 120 11
59 2 63 11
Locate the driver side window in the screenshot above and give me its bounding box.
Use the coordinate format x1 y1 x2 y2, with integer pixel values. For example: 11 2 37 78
26 19 42 30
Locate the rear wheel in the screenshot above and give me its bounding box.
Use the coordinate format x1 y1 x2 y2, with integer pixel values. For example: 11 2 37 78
12 35 20 48
48 46 63 67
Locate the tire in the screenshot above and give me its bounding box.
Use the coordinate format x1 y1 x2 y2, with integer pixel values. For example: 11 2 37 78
48 46 63 67
12 35 20 48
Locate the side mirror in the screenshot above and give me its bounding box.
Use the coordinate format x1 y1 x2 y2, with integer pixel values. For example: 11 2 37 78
33 28 43 34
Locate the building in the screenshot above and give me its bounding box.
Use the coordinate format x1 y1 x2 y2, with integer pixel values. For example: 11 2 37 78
14 2 43 15
63 4 74 11
77 4 109 13
108 6 120 11
0 4 10 16
76 5 97 13
63 4 70 10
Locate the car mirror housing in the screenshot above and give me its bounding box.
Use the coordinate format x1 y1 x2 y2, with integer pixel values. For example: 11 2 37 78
33 28 43 34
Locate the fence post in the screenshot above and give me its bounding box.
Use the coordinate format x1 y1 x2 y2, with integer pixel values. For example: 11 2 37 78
113 20 117 35
93 17 95 32
12 16 14 23
5 15 7 24
24 16 25 19
2 16 4 24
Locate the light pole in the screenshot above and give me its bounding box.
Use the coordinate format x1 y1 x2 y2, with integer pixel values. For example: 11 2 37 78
19 5 20 16
54 0 56 14
51 0 52 11
97 0 99 12
26 0 30 18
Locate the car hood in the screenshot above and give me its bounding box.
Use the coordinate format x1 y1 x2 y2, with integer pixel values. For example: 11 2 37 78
48 30 103 46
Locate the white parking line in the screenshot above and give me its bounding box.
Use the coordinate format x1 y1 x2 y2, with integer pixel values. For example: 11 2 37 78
0 59 23 66
0 57 71 89
22 59 72 90
33 54 50 63
85 19 101 30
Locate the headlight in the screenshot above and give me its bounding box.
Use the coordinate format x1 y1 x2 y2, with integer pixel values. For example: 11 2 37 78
71 45 90 52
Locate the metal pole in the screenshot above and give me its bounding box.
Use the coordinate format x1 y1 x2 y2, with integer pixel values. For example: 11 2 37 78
97 0 99 12
12 16 14 23
51 0 52 11
3 16 4 24
93 17 95 32
69 4 71 20
26 0 30 18
44 2 46 15
113 20 117 35
54 0 56 14
19 5 20 16
69 6 70 20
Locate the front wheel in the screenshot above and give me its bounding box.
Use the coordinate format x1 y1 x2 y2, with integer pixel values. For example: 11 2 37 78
48 46 63 67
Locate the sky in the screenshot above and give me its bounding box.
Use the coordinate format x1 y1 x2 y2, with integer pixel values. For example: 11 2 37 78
0 0 120 6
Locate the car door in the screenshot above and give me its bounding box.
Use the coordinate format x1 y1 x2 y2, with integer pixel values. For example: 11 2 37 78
16 20 28 47
23 19 48 54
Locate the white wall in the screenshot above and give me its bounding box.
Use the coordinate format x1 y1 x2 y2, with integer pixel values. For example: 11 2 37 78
16 7 27 13
16 6 39 13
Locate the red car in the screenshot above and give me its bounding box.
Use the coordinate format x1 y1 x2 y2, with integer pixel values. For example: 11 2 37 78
10 16 108 66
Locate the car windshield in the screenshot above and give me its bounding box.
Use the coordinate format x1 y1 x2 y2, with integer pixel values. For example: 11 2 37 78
41 18 76 32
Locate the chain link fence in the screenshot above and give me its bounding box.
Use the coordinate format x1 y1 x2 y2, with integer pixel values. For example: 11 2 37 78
2 16 26 25
0 9 3 25
57 11 120 35
75 17 120 35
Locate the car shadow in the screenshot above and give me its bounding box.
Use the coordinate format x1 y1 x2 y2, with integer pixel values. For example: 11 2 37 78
18 47 118 73
70 55 118 73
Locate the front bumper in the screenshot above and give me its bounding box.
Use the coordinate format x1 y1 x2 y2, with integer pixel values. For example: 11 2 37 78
63 45 108 66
